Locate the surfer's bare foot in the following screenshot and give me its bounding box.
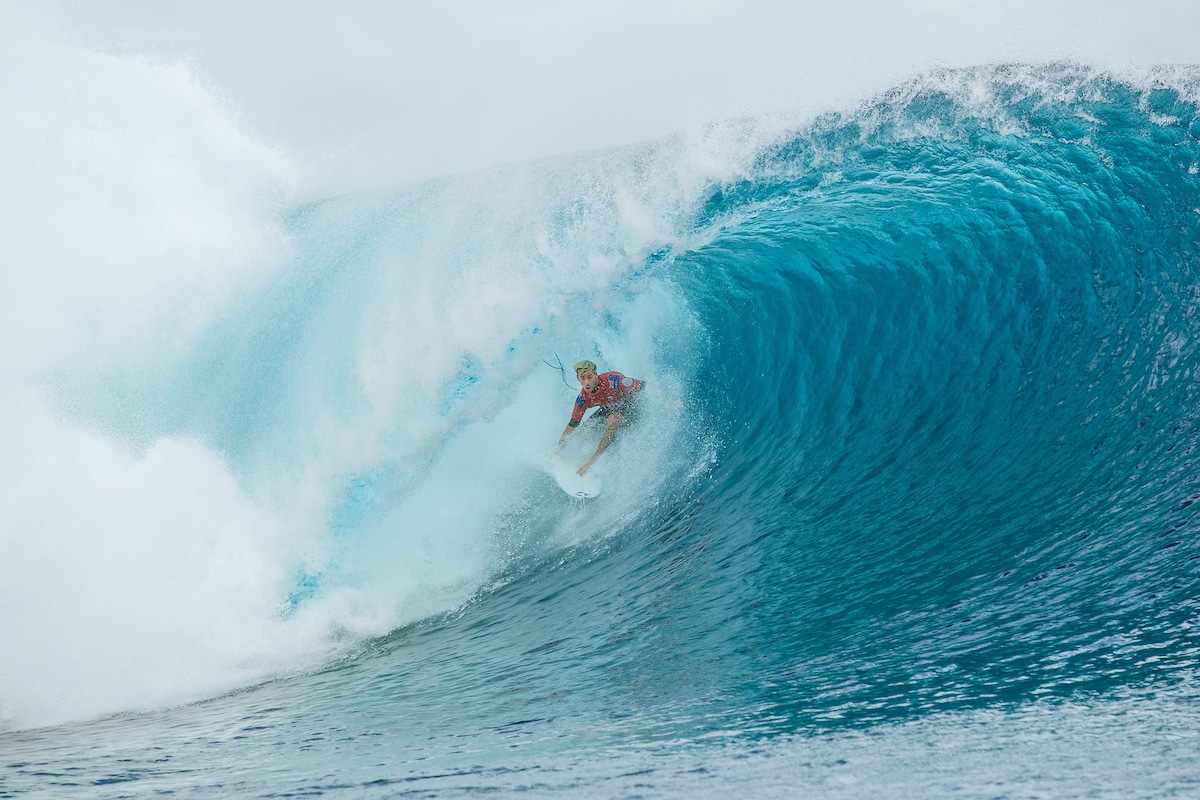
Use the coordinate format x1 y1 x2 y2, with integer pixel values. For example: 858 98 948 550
577 463 591 475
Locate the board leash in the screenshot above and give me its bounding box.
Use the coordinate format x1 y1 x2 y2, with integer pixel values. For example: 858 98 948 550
542 353 574 389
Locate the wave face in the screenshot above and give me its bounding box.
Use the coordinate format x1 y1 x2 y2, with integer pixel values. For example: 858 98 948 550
5 65 1200 797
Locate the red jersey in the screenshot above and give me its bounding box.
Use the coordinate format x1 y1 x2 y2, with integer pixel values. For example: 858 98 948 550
568 371 643 426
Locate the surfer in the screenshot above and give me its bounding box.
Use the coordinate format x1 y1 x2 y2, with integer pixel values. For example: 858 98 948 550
557 360 645 475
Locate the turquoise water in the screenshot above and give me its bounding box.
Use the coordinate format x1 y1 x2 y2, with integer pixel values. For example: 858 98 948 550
3 65 1200 797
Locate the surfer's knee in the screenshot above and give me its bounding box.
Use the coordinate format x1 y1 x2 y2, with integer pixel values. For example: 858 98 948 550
606 411 625 429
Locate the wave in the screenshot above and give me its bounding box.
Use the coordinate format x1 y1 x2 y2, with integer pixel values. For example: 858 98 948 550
2 60 1200 756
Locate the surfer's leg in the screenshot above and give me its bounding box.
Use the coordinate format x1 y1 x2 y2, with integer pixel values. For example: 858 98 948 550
598 410 624 448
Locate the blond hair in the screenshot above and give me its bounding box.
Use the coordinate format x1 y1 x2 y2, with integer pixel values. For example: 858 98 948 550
573 360 598 375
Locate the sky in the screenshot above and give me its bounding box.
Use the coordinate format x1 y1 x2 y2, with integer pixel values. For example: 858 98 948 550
16 1 1200 193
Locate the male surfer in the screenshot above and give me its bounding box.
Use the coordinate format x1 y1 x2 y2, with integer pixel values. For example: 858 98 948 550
557 360 644 475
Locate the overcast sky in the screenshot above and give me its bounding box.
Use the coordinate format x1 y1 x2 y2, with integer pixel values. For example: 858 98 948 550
20 1 1200 192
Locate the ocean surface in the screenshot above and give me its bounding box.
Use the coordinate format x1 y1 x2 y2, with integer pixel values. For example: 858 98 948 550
4 64 1200 797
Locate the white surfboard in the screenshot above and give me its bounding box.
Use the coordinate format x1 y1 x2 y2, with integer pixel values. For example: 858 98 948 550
552 459 603 499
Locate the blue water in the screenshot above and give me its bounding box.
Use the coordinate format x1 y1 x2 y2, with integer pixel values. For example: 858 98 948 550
5 65 1200 797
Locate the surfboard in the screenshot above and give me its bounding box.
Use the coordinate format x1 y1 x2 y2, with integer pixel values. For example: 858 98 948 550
552 459 603 498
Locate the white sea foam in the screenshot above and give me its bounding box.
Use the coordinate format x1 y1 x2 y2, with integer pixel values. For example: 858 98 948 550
0 18 744 730
0 19 308 729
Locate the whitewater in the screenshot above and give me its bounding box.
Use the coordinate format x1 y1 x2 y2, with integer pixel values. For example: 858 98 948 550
3 16 1200 799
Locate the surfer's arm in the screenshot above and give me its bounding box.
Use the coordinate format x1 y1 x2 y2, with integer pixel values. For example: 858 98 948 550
559 392 587 450
556 423 577 450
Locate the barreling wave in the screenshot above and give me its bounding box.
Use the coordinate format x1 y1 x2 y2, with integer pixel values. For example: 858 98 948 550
364 62 1200 736
4 61 1200 798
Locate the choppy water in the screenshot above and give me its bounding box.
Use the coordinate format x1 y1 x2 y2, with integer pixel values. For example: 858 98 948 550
4 64 1200 797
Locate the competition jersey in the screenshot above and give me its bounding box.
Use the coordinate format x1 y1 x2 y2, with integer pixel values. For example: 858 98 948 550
568 371 643 426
